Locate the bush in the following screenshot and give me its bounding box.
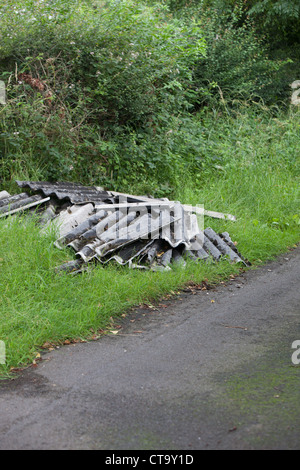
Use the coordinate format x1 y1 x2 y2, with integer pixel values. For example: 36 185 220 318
247 0 300 47
0 0 297 192
155 1 291 107
191 2 287 107
0 0 206 185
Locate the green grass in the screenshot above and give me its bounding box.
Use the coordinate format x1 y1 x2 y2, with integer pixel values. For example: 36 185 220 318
0 215 239 378
176 106 300 261
0 107 299 378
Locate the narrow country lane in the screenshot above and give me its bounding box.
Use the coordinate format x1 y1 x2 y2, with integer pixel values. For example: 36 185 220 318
0 247 299 450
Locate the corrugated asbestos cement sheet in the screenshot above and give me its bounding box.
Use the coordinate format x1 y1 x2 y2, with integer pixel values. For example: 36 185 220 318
0 189 50 218
1 181 250 273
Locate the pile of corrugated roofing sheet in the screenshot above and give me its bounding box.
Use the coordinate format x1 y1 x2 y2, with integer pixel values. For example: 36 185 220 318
0 189 50 219
0 181 250 273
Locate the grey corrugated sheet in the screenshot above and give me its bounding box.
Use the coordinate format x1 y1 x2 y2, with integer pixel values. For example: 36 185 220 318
16 180 150 205
50 201 248 273
0 190 50 218
2 181 250 273
0 191 10 200
16 180 114 204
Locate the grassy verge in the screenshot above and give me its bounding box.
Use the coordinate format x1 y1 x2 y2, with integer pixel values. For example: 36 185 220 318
176 107 300 263
0 216 241 378
0 107 299 378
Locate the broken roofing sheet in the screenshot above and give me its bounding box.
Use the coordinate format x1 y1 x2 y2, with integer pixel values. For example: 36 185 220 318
0 181 249 273
0 189 50 218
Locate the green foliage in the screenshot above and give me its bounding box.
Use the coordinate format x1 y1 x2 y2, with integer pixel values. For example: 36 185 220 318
185 2 288 106
0 0 298 191
0 0 206 184
247 0 300 45
184 0 300 45
249 0 300 19
161 1 300 105
0 78 76 182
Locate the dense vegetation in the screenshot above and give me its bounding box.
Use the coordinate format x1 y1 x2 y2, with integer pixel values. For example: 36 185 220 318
0 0 299 375
0 0 299 191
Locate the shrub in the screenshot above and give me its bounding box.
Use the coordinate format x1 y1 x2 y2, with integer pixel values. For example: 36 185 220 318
247 0 300 46
192 2 286 107
0 0 206 185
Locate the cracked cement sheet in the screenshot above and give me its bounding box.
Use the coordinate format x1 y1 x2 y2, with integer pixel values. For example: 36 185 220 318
0 191 50 218
1 181 248 272
49 201 247 272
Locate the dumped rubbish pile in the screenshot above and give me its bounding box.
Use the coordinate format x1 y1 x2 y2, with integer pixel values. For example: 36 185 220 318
0 181 250 273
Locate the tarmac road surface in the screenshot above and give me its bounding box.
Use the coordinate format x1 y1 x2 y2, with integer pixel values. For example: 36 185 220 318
0 247 299 450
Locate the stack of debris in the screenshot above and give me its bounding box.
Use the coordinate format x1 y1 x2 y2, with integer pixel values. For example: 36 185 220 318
0 181 249 273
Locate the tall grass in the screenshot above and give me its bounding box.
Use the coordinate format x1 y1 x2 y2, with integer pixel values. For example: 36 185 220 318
177 106 300 261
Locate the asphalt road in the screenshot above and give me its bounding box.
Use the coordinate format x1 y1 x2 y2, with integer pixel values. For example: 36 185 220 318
0 247 299 450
